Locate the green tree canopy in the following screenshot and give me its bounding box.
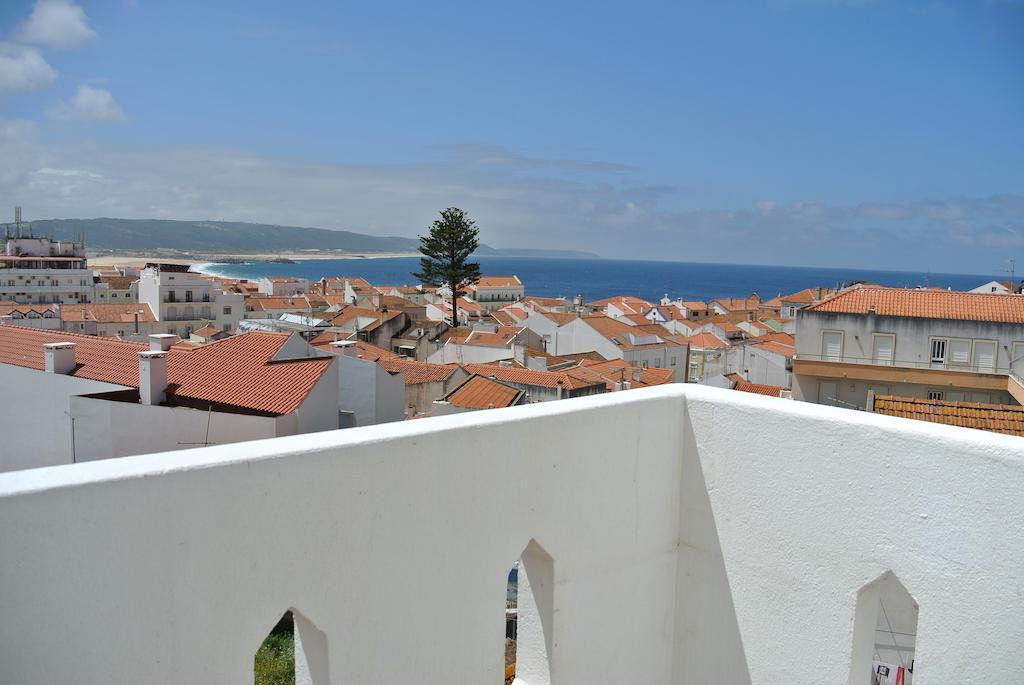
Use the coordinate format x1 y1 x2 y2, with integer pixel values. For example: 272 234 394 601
413 207 481 327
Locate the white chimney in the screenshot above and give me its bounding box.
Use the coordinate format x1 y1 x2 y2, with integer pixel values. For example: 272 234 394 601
149 333 178 351
43 342 76 374
139 350 168 405
330 340 359 357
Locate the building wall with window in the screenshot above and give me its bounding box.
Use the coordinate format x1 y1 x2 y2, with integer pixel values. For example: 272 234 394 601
793 310 1024 407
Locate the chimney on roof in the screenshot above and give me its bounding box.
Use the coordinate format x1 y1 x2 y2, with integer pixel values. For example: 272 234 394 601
556 379 564 400
138 350 168 405
867 305 877 315
149 333 177 351
330 340 359 357
43 342 76 374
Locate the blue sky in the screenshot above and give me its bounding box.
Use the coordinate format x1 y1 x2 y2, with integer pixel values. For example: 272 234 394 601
0 0 1021 272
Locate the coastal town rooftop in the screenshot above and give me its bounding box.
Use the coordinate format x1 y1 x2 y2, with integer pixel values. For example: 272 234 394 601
1 384 1021 682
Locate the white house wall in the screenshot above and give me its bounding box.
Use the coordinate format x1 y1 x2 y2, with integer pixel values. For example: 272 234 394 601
0 364 129 472
68 395 280 461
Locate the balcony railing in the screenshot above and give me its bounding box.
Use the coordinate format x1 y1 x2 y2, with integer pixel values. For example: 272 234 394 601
794 352 1008 376
0 386 1021 682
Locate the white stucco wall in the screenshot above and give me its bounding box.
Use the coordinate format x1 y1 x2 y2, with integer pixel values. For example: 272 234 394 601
0 364 129 472
69 395 281 460
0 386 1022 683
334 354 404 426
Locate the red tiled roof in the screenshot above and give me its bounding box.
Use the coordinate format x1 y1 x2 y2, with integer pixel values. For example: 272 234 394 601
583 314 682 349
62 303 157 324
463 363 605 391
575 359 675 388
683 332 727 350
379 357 460 384
0 326 333 415
191 324 221 337
749 340 795 358
873 394 1024 436
0 325 147 386
806 287 1024 323
463 326 524 347
725 373 785 397
474 276 522 288
443 374 523 409
713 295 760 311
165 332 333 415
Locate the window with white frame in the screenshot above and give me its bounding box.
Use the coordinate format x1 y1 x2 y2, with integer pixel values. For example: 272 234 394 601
930 338 947 366
821 331 843 361
947 339 971 367
871 333 895 366
973 340 996 373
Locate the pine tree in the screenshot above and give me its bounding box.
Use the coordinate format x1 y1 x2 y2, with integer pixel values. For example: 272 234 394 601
413 207 482 328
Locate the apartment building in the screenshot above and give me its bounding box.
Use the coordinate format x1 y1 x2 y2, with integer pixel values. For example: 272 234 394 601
258 276 310 296
138 263 244 336
467 275 524 311
0 230 91 305
793 288 1022 408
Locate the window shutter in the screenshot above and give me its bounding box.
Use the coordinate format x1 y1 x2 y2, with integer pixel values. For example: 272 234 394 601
872 336 894 365
973 341 996 372
949 340 971 365
822 332 842 361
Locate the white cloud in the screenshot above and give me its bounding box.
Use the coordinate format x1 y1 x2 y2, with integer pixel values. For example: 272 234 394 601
0 43 57 95
0 122 1018 272
15 0 97 49
49 84 126 121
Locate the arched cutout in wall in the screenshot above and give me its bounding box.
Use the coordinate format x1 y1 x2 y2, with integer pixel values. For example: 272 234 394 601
505 539 554 685
254 608 329 685
850 572 918 685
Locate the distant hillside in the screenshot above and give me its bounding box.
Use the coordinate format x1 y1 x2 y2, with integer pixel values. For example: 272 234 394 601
27 218 600 259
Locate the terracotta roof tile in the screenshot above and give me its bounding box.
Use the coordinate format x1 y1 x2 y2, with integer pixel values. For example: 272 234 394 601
165 332 333 415
379 358 460 384
463 363 605 391
0 325 147 386
725 373 786 397
474 276 522 287
873 394 1024 437
807 287 1024 323
443 374 523 409
0 326 333 415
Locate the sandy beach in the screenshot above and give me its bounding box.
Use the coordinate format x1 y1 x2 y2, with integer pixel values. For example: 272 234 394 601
87 251 420 268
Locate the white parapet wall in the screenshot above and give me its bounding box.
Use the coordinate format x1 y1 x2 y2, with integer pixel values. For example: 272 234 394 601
0 385 1022 683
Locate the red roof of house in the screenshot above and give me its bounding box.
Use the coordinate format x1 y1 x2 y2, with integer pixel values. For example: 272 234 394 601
443 374 523 409
379 357 460 384
0 326 333 415
164 332 334 415
0 325 148 386
463 363 605 391
725 373 785 397
574 359 675 388
807 287 1024 323
474 276 523 288
463 326 524 347
873 394 1024 436
62 303 158 324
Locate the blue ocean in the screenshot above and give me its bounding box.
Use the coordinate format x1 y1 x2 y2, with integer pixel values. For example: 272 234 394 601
198 257 1000 304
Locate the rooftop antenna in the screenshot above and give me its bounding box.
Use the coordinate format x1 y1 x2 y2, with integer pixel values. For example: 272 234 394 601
1002 258 1016 287
14 206 22 239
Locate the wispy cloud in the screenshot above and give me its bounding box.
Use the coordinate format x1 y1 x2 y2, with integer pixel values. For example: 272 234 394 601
0 121 1019 273
48 84 126 122
14 0 96 50
0 42 57 95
